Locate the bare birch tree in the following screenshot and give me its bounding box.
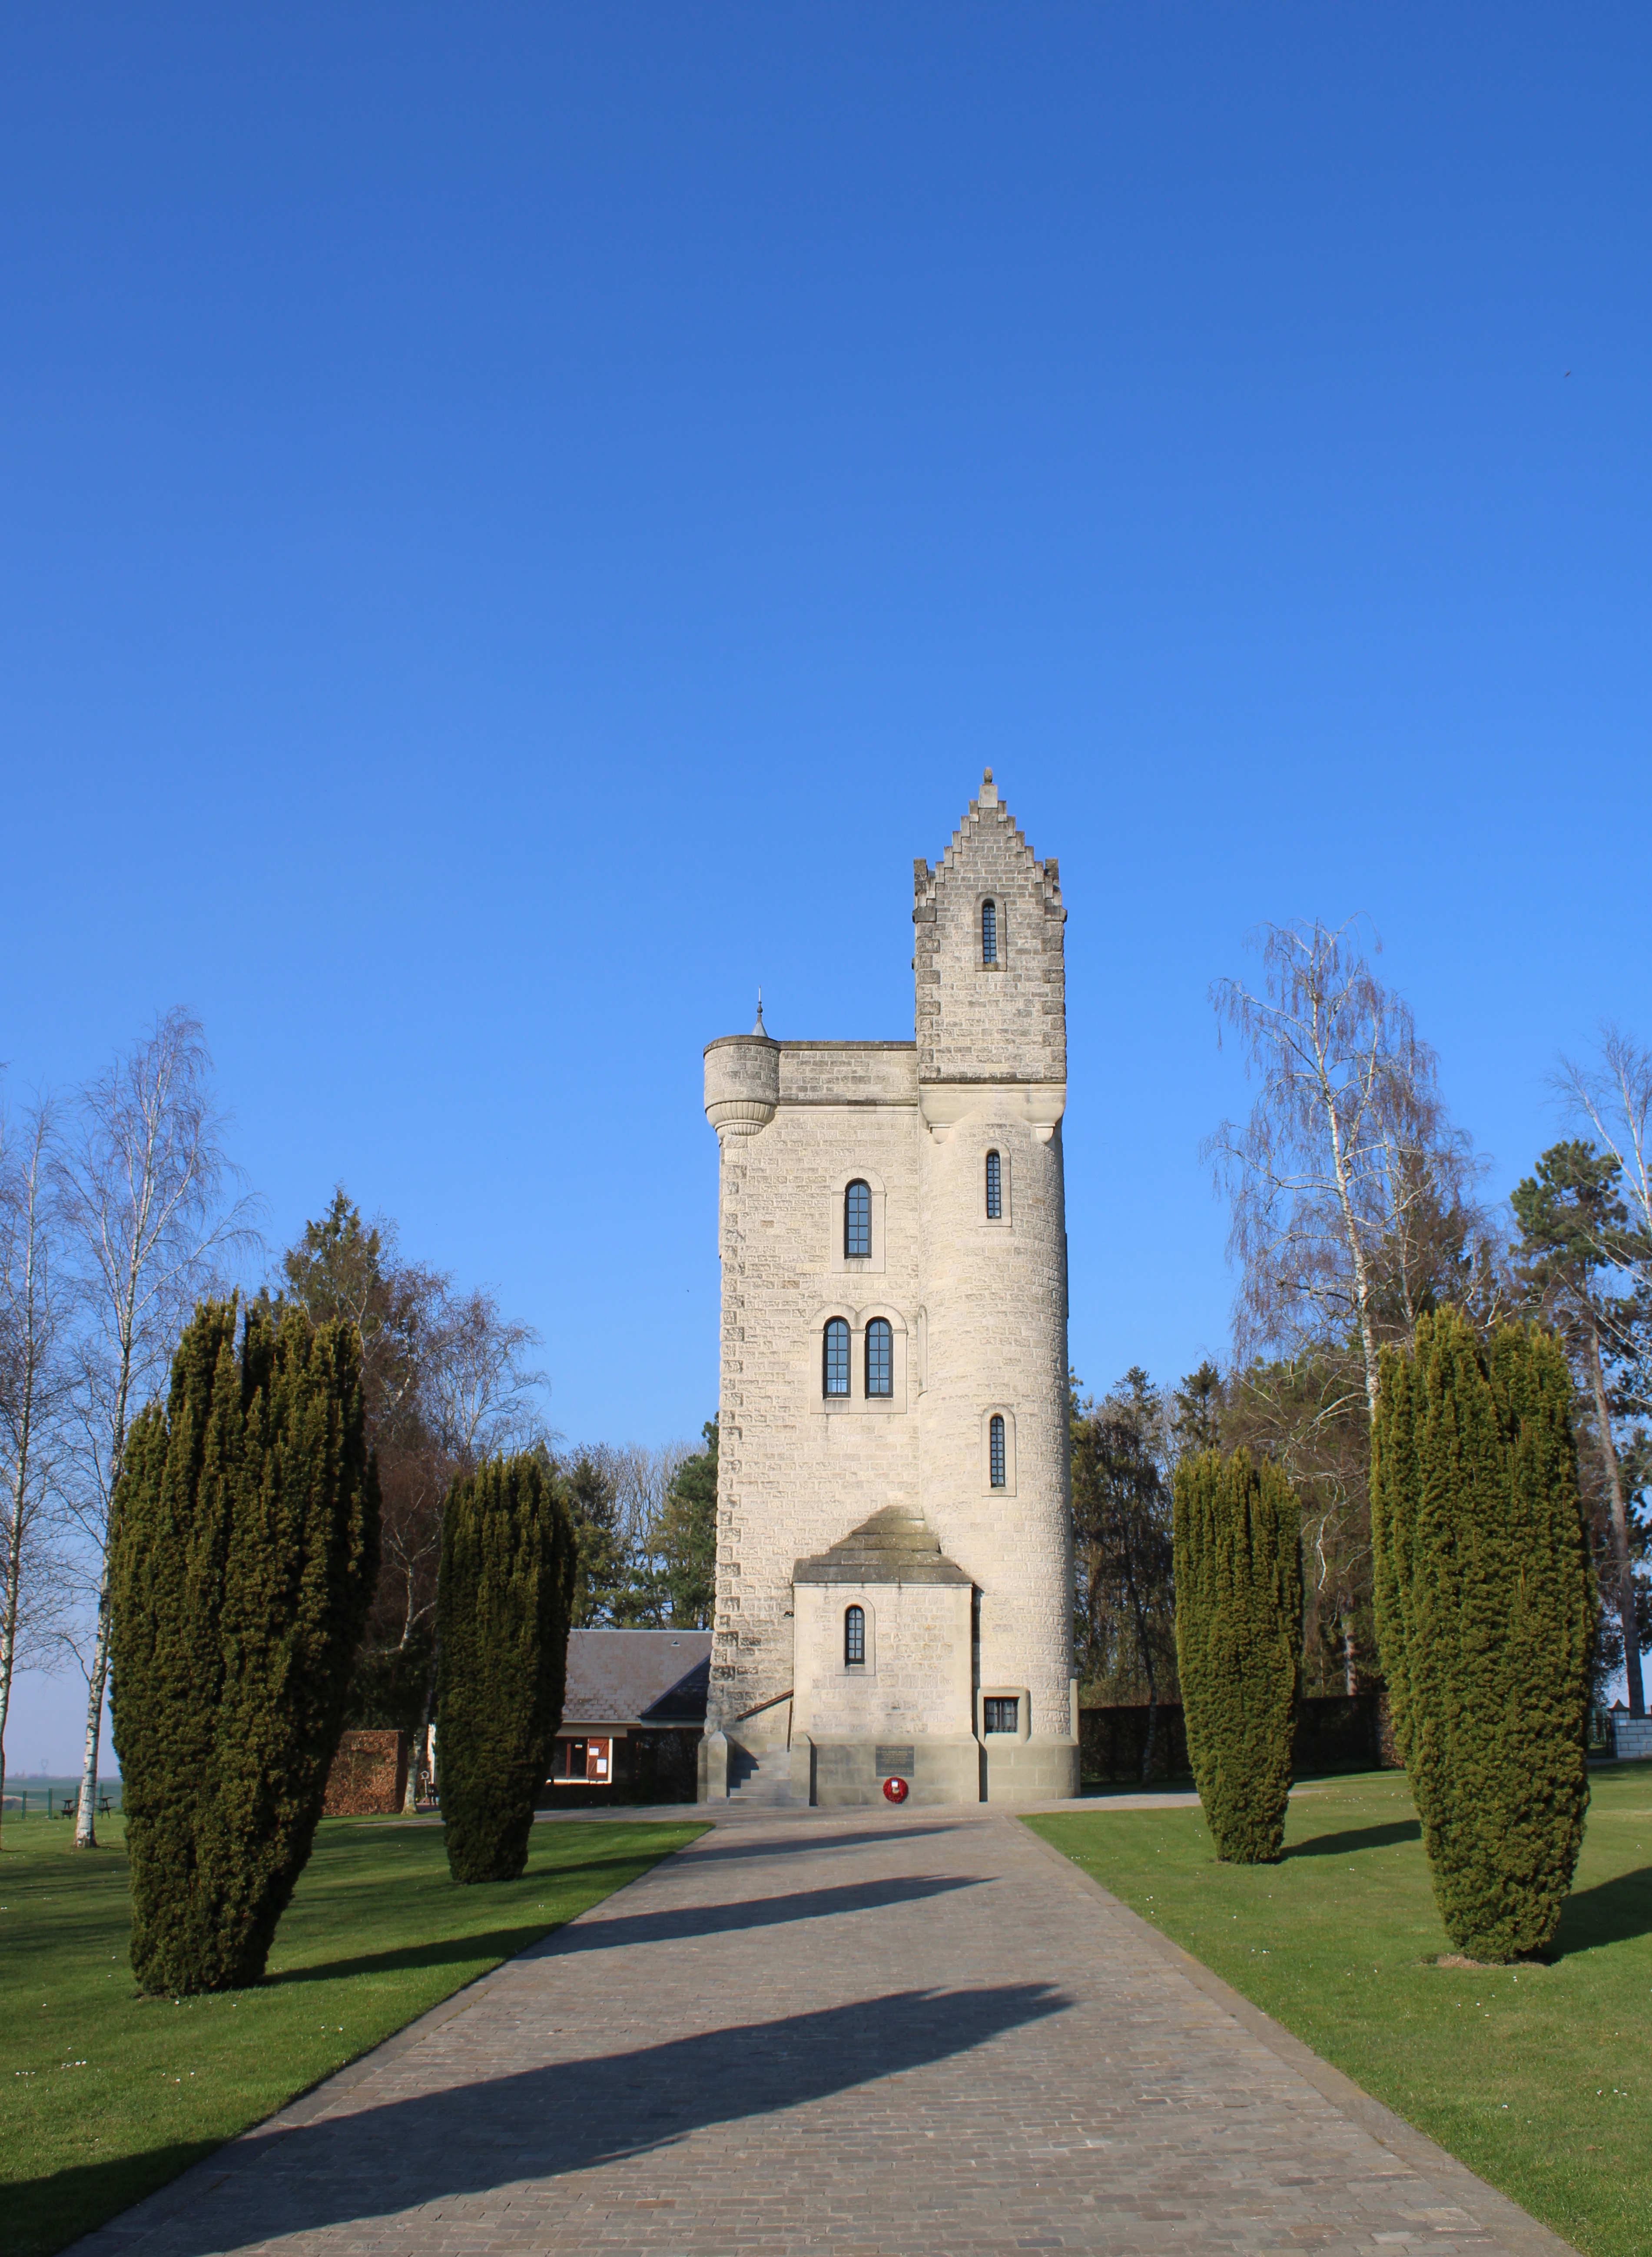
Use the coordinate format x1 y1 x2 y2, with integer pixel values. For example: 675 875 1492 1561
0 1095 71 1842
53 1011 260 1846
1551 1025 1652 1712
1205 921 1496 1695
425 1285 547 1471
1556 1025 1652 1261
1206 918 1495 1417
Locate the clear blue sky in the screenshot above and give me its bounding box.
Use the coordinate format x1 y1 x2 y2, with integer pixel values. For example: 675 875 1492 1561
3 8 1648 1766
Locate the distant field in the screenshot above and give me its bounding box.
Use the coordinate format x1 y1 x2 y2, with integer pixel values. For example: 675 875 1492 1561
1 1777 123 1820
1 1811 704 2257
1029 1760 1652 2257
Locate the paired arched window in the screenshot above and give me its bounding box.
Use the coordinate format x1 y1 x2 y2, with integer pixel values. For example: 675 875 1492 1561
865 1317 892 1397
823 1318 850 1397
981 898 998 966
985 1149 1002 1219
989 1413 1007 1488
845 1604 866 1667
844 1178 871 1259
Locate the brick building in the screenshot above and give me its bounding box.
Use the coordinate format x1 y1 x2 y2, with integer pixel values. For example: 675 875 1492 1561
700 774 1077 1805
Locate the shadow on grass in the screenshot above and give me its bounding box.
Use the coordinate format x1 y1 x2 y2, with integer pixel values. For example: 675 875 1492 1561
269 1872 982 1985
1554 1864 1652 1955
1287 1820 1421 1859
40 1983 1068 2257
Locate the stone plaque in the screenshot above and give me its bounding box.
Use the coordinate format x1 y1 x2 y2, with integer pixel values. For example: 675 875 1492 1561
875 1743 916 1775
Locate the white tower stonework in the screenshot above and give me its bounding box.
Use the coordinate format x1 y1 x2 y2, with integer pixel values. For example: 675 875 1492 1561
699 775 1077 1805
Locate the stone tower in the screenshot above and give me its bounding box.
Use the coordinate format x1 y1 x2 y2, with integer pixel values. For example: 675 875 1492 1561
699 773 1076 1804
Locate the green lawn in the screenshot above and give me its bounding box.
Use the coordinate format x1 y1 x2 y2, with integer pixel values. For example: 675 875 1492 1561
0 1811 705 2257
1029 1760 1652 2257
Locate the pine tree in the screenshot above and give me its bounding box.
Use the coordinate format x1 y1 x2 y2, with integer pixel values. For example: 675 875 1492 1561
437 1454 575 1884
1172 1447 1302 1862
561 1452 628 1627
1511 1141 1648 1717
109 1299 379 1993
657 1419 717 1627
1371 1310 1592 1960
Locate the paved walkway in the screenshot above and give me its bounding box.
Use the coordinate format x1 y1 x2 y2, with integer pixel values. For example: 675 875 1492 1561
79 1804 1573 2257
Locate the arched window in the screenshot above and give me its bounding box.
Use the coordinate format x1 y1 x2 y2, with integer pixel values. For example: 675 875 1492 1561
844 1179 871 1259
981 898 998 966
989 1413 1006 1488
985 1149 1002 1220
823 1317 851 1398
865 1317 892 1397
845 1604 866 1667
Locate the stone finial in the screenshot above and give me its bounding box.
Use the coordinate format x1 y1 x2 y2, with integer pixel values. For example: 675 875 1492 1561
980 767 998 805
752 989 767 1036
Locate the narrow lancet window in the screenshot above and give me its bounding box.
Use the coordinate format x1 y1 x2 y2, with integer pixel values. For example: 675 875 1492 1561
989 1413 1006 1488
844 1179 871 1259
865 1317 892 1398
985 1150 1002 1219
981 898 998 965
845 1604 866 1667
823 1317 851 1398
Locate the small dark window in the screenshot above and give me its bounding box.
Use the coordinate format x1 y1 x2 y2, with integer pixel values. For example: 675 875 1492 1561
983 1697 1018 1734
844 1179 871 1259
989 1413 1006 1487
865 1317 892 1397
985 1150 1002 1220
982 899 998 965
845 1605 866 1667
823 1318 850 1397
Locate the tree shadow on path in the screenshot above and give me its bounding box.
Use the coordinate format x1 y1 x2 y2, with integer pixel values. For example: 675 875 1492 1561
681 1823 968 1865
53 1983 1069 2257
269 1872 983 1985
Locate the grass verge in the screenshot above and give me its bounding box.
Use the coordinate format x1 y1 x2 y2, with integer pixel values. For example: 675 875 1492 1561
1028 1760 1652 2257
0 1811 705 2257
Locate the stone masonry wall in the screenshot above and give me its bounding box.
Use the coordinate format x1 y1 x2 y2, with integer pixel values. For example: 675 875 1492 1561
793 1581 973 1741
704 775 1074 1780
710 1072 922 1730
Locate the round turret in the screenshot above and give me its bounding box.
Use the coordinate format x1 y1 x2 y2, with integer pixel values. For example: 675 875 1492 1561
704 1032 780 1138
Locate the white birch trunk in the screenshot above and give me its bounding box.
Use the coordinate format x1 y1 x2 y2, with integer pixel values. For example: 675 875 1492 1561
1586 1318 1644 1718
73 1579 111 1846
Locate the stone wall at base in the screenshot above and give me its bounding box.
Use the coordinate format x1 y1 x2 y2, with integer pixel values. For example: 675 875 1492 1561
981 1736 1080 1803
1610 1713 1652 1760
799 1734 983 1807
322 1729 408 1816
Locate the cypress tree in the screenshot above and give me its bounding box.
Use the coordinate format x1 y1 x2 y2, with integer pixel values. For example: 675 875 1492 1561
436 1453 575 1884
1371 1311 1592 1961
1173 1447 1302 1862
109 1298 379 1994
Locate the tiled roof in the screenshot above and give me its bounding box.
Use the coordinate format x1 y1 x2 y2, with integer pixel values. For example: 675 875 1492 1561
561 1628 712 1728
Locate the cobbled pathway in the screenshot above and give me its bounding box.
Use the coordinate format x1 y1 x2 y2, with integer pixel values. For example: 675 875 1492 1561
78 1803 1574 2257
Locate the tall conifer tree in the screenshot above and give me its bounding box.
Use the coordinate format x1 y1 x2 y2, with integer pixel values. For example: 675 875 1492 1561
110 1299 379 1993
1371 1311 1592 1961
437 1454 574 1884
1173 1447 1302 1862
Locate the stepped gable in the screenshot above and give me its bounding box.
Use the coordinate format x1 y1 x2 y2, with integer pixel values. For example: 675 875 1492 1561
794 1503 972 1588
911 769 1066 1088
910 776 1062 924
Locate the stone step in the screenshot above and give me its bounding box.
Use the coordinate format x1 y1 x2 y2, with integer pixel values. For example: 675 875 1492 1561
727 1746 795 1803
